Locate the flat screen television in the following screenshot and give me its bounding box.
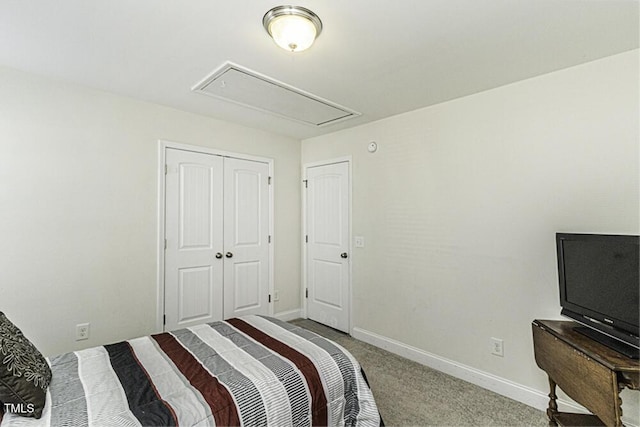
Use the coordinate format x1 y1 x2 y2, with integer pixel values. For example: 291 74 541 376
556 233 639 359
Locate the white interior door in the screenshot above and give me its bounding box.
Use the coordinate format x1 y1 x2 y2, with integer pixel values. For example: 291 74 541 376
305 161 350 333
164 148 224 331
223 157 271 319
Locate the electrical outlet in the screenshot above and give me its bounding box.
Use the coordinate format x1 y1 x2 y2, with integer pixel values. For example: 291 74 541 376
274 290 280 301
354 236 365 248
490 337 504 357
76 323 90 341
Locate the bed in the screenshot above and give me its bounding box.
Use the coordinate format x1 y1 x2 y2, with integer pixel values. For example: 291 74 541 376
0 315 381 427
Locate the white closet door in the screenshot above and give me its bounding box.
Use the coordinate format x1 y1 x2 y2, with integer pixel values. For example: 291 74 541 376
306 161 350 333
164 148 224 331
223 157 270 319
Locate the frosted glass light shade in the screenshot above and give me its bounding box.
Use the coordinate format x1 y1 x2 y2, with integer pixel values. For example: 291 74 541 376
269 14 316 52
263 6 322 52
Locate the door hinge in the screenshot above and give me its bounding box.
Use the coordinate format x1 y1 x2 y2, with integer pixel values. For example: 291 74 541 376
268 176 272 185
268 235 271 243
305 235 308 243
165 164 168 175
268 294 272 303
303 179 308 188
163 315 166 325
164 239 167 250
305 288 308 298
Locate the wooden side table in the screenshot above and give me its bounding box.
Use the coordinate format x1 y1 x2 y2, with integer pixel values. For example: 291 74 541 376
532 319 640 426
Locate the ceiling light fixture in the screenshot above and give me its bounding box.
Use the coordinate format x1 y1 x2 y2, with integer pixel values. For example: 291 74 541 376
263 5 322 52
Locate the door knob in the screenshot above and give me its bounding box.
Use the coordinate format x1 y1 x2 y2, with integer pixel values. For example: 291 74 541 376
215 252 223 259
226 252 233 258
341 252 348 259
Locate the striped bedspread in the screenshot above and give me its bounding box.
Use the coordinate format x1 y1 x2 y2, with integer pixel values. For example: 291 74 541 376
1 315 381 427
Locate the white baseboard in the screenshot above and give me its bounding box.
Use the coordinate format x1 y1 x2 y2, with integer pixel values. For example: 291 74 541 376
274 308 302 322
351 326 590 417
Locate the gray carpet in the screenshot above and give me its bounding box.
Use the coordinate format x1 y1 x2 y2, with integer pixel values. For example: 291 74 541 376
290 318 548 427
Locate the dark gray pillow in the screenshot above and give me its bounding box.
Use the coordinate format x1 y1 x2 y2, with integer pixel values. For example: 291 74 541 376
0 312 51 419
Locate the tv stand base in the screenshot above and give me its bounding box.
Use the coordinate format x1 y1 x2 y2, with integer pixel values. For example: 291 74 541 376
574 326 639 359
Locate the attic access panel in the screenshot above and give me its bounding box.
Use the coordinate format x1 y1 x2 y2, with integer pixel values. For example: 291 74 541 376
192 62 360 127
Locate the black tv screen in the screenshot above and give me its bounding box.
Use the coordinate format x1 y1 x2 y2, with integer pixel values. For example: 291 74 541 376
556 233 639 353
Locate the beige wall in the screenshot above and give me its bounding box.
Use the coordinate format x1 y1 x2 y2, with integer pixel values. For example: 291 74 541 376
302 50 639 422
0 66 301 356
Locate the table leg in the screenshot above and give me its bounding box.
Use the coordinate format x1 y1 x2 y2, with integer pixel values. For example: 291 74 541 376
547 376 558 426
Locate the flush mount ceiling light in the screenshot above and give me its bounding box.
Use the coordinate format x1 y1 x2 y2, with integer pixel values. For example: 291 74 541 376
263 5 322 52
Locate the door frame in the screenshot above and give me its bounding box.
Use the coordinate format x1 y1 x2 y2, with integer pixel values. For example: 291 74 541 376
156 139 275 331
301 156 353 333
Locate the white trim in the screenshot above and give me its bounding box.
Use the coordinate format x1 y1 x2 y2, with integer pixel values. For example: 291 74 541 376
156 143 167 332
275 309 303 322
303 156 353 169
267 160 275 322
300 169 307 319
159 139 273 163
351 326 593 417
301 156 353 333
157 139 275 332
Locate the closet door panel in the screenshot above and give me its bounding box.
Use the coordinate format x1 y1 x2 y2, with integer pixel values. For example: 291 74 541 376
164 149 224 331
223 158 270 319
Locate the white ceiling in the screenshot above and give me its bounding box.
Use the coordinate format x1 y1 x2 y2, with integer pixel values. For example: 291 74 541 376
1 0 638 140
